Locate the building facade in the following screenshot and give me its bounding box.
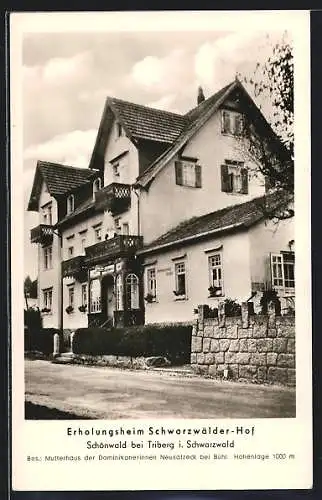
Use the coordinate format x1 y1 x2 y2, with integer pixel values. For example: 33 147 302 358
27 80 294 331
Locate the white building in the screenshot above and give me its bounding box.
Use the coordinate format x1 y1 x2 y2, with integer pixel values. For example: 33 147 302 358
27 79 294 332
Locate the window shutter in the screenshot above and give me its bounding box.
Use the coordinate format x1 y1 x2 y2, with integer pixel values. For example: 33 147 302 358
175 161 183 185
221 164 232 192
195 165 202 188
241 168 248 194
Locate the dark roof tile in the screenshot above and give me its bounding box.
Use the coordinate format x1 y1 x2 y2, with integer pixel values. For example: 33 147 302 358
39 161 98 196
109 97 187 144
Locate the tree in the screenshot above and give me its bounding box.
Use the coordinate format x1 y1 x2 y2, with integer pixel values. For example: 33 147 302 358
238 35 294 219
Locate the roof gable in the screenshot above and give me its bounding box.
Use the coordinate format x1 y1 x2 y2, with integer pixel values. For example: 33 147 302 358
27 161 98 211
88 97 187 170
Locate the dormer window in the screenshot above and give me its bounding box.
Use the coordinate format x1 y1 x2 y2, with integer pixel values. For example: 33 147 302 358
93 178 101 199
221 109 244 136
67 194 74 215
42 202 52 225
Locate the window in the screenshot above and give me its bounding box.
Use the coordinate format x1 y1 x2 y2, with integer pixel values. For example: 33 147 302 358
93 178 101 199
93 224 102 242
208 253 224 296
116 274 123 311
174 262 186 297
67 194 74 215
221 109 244 135
175 161 202 188
68 285 74 308
43 246 53 270
89 279 101 313
81 284 87 308
114 217 121 233
147 268 156 299
42 202 52 225
122 223 129 235
81 237 87 254
68 246 74 258
113 162 120 177
271 252 295 292
221 160 248 194
43 288 53 311
126 274 139 309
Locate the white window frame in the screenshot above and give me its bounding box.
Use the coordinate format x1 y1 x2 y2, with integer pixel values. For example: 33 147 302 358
43 245 53 270
81 283 88 308
114 217 121 233
89 278 101 313
116 274 124 311
41 202 53 225
146 267 157 300
174 261 186 298
126 273 139 310
93 224 102 242
225 160 245 194
182 161 197 187
271 252 295 295
221 109 244 136
122 222 129 236
112 162 120 178
42 288 53 312
208 252 224 297
67 285 75 308
67 194 75 215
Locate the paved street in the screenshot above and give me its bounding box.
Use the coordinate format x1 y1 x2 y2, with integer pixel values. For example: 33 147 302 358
25 359 296 419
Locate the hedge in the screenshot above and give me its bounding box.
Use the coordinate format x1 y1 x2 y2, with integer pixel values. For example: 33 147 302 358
73 324 192 363
25 328 60 355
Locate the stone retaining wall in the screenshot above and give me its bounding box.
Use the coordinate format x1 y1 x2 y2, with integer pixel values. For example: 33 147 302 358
191 302 295 386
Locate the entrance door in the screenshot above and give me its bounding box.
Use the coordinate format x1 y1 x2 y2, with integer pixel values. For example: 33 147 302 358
101 275 115 325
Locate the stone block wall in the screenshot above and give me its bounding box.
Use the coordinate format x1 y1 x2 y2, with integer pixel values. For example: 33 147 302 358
191 302 295 386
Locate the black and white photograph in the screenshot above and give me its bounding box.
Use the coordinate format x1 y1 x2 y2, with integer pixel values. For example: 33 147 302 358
11 10 311 491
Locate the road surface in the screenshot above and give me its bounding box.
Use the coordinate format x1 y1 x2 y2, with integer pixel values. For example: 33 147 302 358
25 359 296 419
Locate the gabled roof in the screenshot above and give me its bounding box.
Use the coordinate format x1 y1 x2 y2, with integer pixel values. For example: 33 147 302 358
88 97 187 170
28 161 99 211
109 97 187 143
137 193 287 255
135 81 238 188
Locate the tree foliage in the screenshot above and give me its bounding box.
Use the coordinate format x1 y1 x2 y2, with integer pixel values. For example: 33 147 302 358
24 275 38 299
239 36 294 219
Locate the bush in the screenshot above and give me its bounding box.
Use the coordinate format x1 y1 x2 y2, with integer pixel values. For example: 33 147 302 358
24 308 42 331
25 328 60 355
260 290 281 315
73 324 192 364
224 298 241 317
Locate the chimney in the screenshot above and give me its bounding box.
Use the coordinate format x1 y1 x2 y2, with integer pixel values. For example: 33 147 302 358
197 86 205 105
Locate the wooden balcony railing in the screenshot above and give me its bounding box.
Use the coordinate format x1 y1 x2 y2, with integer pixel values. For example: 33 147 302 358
95 182 131 215
62 255 87 281
85 235 143 265
30 224 54 245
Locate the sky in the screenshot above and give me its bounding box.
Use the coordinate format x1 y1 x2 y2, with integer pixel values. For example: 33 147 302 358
23 28 286 279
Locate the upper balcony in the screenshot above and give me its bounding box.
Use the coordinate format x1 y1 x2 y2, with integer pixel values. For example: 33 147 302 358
95 182 131 215
30 224 54 245
62 255 87 282
85 235 143 265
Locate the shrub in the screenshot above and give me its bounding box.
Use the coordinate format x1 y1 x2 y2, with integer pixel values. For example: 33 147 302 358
73 324 192 364
24 308 42 331
224 298 241 317
25 328 60 355
260 289 281 315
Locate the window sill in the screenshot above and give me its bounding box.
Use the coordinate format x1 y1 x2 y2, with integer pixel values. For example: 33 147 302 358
208 295 224 299
174 296 187 301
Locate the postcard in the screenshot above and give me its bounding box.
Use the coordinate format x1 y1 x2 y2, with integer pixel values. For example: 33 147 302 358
11 10 312 491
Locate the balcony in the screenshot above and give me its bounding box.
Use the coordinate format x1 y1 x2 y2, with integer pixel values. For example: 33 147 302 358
30 224 54 245
62 255 87 281
95 182 131 215
85 235 143 265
